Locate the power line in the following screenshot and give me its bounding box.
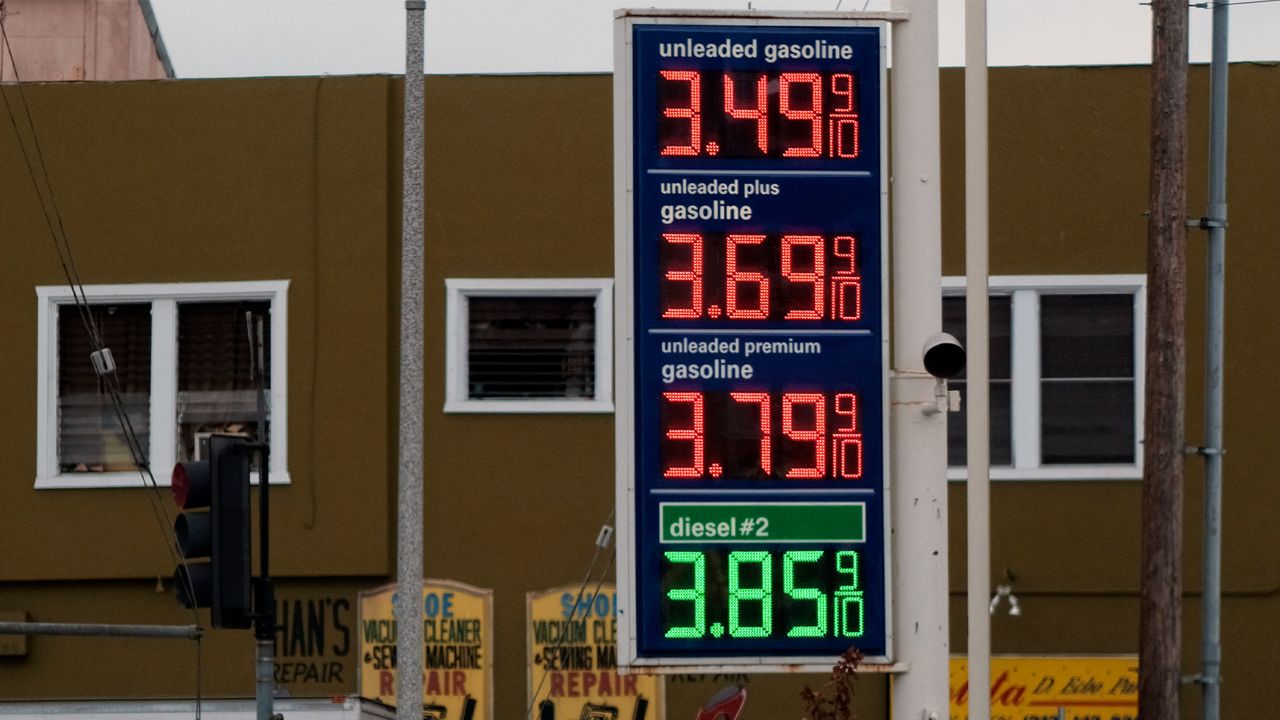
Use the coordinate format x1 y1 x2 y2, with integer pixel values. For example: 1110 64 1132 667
0 15 205 718
0 4 178 569
526 512 616 719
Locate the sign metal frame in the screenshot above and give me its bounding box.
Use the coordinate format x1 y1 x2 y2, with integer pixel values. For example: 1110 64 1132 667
614 9 893 673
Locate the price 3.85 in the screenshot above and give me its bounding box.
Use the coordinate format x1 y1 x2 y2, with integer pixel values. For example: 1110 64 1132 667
662 548 865 640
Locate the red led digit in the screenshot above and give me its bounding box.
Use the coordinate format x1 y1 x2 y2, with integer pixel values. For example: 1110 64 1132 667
781 234 825 320
660 70 702 157
827 74 860 158
831 235 862 321
831 73 856 112
780 73 823 158
828 115 860 158
832 392 864 479
723 73 768 155
782 393 826 478
662 233 703 319
726 234 769 320
663 392 705 478
730 392 772 475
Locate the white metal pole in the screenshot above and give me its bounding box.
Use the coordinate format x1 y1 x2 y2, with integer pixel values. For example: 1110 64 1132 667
889 2 949 719
964 2 992 719
396 3 426 720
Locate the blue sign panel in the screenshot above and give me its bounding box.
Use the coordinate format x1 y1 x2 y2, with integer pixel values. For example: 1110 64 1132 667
617 16 890 668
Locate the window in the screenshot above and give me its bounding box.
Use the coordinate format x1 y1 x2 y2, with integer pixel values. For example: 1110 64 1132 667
445 279 613 413
36 281 289 489
943 275 1145 480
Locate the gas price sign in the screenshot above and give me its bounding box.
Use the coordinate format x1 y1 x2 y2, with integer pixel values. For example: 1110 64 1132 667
615 13 890 670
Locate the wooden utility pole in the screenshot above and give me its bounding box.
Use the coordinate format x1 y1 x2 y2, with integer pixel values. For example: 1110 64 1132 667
1140 1 1188 719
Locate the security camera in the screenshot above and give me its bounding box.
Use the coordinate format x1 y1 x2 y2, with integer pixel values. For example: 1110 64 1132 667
922 332 966 379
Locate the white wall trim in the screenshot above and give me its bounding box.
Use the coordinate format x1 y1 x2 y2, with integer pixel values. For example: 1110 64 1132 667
942 273 1146 481
34 280 291 490
1010 288 1041 470
947 464 1143 482
1131 284 1147 471
444 278 615 414
942 274 1147 293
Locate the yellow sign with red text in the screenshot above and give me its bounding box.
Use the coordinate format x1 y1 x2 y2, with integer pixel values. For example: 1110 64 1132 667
527 584 664 720
359 580 492 720
949 656 1138 720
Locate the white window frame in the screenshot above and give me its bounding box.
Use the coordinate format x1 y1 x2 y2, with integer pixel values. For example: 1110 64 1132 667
36 281 291 490
943 274 1146 481
444 278 614 414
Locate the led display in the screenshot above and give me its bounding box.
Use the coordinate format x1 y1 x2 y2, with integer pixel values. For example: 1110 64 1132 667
661 549 865 641
657 70 863 160
619 17 889 668
659 232 864 322
659 390 864 480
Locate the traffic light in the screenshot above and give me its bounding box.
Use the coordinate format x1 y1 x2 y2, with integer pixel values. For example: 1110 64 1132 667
172 434 253 629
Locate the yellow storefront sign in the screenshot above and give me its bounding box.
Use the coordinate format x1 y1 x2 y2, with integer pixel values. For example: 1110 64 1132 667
527 584 664 720
949 656 1138 720
359 580 493 720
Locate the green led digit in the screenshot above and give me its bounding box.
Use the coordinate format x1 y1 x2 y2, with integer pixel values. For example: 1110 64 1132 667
728 550 772 638
783 550 827 638
664 551 706 639
834 550 864 638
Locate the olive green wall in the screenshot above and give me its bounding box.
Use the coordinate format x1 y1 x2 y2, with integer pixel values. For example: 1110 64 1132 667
937 63 1280 720
0 64 1277 719
0 76 395 582
0 579 370 700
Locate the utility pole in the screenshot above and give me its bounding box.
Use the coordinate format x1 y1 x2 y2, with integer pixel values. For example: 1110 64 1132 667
1140 1 1188 719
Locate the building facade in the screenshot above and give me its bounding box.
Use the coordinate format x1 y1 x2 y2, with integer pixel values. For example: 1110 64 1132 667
0 65 1277 719
0 0 171 82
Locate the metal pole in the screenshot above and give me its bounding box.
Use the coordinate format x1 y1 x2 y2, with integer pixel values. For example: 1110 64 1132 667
397 3 427 720
254 445 274 720
0 622 200 639
251 314 275 720
256 636 274 720
889 2 949 720
1200 3 1229 720
964 2 992 719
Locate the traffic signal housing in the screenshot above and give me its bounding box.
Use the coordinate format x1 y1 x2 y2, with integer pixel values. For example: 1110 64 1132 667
172 434 253 629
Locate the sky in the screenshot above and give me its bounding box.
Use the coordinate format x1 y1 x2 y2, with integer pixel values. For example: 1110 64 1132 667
148 0 1280 78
